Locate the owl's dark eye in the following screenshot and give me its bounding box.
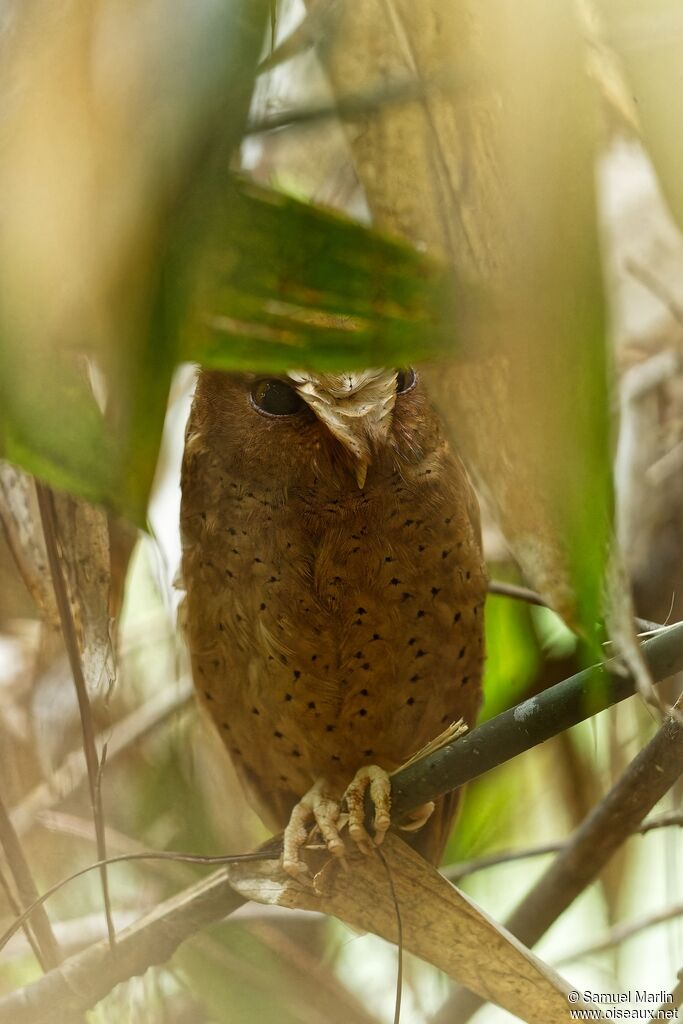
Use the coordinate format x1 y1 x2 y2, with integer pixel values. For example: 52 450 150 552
250 379 306 417
395 367 417 395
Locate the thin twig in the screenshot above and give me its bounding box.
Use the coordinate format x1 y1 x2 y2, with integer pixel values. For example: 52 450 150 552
0 863 46 969
0 793 60 969
35 811 196 887
35 483 116 948
0 844 280 956
487 579 665 636
641 809 683 832
10 676 193 837
555 902 683 964
441 811 683 882
377 847 403 1024
487 579 548 607
442 842 565 882
246 65 472 135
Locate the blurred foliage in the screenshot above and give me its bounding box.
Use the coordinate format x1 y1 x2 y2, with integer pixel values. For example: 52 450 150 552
478 594 541 723
0 0 467 525
599 0 683 232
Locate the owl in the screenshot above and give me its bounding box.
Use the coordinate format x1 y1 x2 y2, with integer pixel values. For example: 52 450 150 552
180 367 486 876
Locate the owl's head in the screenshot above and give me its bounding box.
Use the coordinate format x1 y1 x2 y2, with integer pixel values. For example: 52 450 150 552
191 366 430 493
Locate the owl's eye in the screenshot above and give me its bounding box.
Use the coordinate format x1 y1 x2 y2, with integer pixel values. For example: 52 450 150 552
395 367 417 395
250 379 306 417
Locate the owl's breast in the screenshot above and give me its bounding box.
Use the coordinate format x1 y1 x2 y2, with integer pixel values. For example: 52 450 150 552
181 456 486 810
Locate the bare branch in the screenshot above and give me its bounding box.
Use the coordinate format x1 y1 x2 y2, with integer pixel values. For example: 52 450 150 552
10 677 192 837
487 579 548 607
556 902 683 964
441 811 683 882
247 65 472 135
487 579 665 636
35 483 115 946
390 621 683 821
0 793 60 969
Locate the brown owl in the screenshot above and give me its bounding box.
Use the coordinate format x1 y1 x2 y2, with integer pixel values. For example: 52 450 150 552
180 367 486 876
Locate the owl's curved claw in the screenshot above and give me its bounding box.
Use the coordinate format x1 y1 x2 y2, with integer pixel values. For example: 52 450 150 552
342 764 391 853
398 800 435 832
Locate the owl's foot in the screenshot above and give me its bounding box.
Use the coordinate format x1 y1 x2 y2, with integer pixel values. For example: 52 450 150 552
282 778 345 879
281 766 392 879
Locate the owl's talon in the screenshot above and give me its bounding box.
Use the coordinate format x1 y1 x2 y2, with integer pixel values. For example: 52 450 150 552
343 765 392 852
348 821 373 851
399 800 435 833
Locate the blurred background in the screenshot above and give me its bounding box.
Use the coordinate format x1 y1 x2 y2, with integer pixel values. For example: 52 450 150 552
0 1 682 1021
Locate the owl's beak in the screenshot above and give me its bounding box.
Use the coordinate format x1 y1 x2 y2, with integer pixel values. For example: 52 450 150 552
288 369 397 488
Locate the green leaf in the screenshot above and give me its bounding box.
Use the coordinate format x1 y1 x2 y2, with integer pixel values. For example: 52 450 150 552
0 0 271 523
479 594 541 723
178 178 465 374
599 0 683 232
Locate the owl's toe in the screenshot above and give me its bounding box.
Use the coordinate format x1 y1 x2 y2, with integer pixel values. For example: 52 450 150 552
343 764 392 853
282 778 345 879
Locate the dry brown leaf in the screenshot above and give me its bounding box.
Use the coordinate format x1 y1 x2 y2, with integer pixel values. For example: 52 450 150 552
230 832 582 1024
0 463 135 693
50 494 117 695
0 462 57 625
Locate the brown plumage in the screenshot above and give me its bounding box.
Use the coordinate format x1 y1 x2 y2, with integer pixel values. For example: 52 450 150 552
180 367 486 872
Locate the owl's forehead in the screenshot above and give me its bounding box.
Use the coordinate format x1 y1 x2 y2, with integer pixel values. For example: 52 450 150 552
286 369 396 400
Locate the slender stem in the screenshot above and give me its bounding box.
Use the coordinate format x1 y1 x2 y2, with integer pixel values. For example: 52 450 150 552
441 811 683 882
11 677 192 837
246 66 472 135
0 863 48 970
555 902 683 964
0 794 60 970
34 484 116 948
486 579 547 606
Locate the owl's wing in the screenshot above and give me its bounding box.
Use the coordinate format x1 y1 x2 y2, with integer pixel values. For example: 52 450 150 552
230 751 298 833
